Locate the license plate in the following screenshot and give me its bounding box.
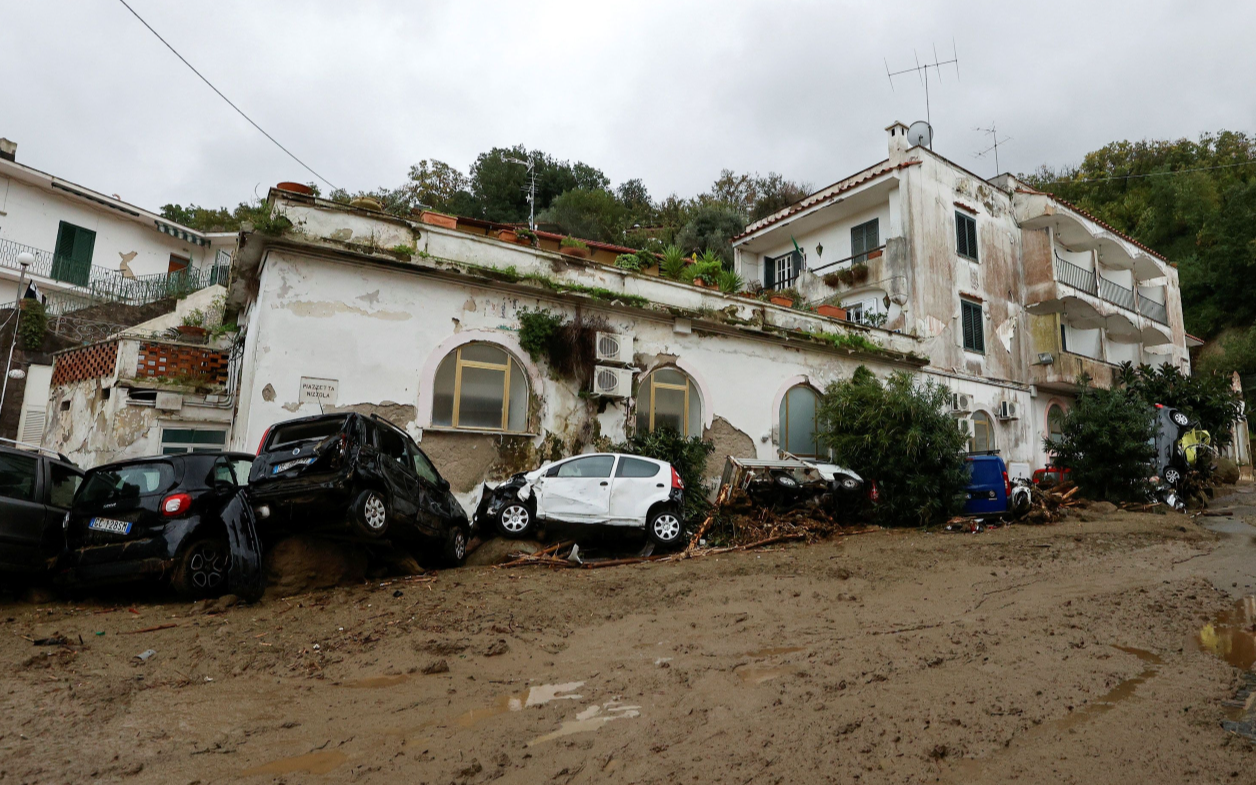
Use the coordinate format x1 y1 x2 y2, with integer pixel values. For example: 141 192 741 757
88 517 132 535
273 457 315 474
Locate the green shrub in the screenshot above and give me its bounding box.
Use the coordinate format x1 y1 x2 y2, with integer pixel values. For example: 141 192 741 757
817 367 969 526
18 300 47 350
682 259 724 284
516 308 604 383
1116 361 1241 448
659 245 687 279
518 309 564 362
614 253 642 272
714 269 744 293
613 427 714 522
560 236 588 250
1048 378 1157 502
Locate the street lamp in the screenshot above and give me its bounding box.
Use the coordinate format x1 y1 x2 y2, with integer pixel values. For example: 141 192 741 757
0 252 34 431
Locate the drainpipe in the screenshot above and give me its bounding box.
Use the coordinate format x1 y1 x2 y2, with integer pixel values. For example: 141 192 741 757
0 255 31 426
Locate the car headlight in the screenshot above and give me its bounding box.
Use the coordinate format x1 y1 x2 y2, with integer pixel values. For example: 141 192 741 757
255 504 271 519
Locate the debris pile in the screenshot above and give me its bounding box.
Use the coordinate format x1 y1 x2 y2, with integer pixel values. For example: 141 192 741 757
1019 484 1082 524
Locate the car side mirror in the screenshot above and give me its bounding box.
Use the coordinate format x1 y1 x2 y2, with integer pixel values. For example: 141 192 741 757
438 476 450 491
546 466 560 478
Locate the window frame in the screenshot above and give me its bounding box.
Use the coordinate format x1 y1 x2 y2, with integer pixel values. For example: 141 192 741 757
1046 404 1066 445
970 410 996 454
960 298 985 354
955 211 979 261
850 218 880 264
434 343 529 433
779 384 822 458
638 368 700 437
160 426 228 455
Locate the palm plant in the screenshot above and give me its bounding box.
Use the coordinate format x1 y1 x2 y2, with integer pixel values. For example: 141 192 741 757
659 245 687 279
715 269 745 294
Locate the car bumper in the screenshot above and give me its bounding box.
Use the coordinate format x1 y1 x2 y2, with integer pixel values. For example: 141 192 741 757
249 473 356 527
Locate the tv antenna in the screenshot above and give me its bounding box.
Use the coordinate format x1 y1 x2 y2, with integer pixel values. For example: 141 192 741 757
884 41 960 147
505 154 537 230
974 124 1012 175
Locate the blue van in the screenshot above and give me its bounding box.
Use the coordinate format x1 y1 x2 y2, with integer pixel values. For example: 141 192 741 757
964 454 1009 516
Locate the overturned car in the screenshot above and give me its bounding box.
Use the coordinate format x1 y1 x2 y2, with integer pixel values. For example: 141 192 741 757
718 456 867 516
475 453 686 546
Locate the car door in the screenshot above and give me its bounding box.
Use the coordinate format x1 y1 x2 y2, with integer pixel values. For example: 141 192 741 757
0 450 47 570
371 423 421 526
408 443 454 535
535 455 616 523
41 461 83 558
608 456 666 525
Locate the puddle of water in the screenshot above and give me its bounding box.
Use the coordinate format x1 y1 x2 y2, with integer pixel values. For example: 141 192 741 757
528 701 641 746
344 674 409 689
454 681 584 728
1053 668 1158 731
746 646 805 657
736 666 791 684
1111 645 1164 665
241 750 347 776
1197 596 1256 670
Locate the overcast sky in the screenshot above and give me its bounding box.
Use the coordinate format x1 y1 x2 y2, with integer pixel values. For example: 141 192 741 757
3 1 1254 212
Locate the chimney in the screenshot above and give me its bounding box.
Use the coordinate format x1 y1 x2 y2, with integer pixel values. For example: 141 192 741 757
0 138 15 162
885 122 909 165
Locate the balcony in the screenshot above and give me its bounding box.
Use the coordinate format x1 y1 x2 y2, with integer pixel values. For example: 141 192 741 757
1141 297 1168 325
1030 350 1117 392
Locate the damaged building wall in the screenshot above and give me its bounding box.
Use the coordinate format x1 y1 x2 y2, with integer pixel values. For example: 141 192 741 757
231 249 917 514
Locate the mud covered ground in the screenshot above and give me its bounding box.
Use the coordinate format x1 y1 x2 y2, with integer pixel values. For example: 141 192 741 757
4 504 1255 784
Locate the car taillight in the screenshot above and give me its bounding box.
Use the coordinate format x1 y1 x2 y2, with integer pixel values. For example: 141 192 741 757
161 493 192 517
671 466 683 489
256 426 272 455
1003 471 1010 497
868 480 880 503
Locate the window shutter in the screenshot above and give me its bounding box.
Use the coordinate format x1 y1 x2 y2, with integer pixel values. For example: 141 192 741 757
867 219 879 250
974 306 984 352
72 226 96 264
55 222 76 260
792 251 802 278
966 217 978 262
851 224 864 257
763 255 775 289
955 213 967 258
961 302 974 349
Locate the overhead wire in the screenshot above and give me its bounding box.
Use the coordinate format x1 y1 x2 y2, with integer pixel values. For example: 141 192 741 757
114 0 339 191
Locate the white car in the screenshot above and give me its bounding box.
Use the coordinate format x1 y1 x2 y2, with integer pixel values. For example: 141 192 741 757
474 453 686 546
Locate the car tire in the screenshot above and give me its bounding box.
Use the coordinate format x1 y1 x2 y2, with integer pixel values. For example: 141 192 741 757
1170 410 1191 428
647 507 684 547
171 536 230 599
353 489 391 538
441 525 469 568
497 501 535 539
1163 466 1182 486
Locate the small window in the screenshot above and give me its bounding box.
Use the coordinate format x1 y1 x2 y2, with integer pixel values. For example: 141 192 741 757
161 427 228 454
48 463 82 508
616 457 661 478
410 446 441 486
432 343 528 432
850 219 879 264
961 299 985 353
970 410 995 453
52 221 96 286
555 455 616 479
635 368 702 437
0 452 39 502
765 251 800 290
779 385 820 458
79 462 176 506
956 212 978 261
1047 404 1066 445
374 425 408 462
168 254 190 274
268 416 348 449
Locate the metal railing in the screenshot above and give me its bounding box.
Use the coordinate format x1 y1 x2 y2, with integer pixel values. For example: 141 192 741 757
1054 255 1097 295
1141 297 1168 325
1098 276 1136 312
811 244 887 275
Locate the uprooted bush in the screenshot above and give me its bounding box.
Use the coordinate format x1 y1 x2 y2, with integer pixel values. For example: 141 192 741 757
517 308 606 387
612 427 714 523
1048 377 1157 502
817 366 970 526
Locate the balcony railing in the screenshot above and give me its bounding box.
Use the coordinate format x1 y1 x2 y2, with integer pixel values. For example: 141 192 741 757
1054 255 1097 295
1141 297 1168 325
1098 276 1136 312
0 237 230 314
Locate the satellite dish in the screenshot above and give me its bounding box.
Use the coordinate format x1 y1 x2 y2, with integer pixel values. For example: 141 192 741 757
907 121 933 148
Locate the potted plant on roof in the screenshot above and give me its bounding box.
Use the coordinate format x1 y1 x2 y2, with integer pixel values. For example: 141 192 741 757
515 227 538 246
177 309 208 342
816 303 847 319
419 210 458 229
560 236 591 259
496 227 519 244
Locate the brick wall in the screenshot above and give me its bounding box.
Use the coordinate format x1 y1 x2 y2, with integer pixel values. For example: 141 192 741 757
136 342 229 386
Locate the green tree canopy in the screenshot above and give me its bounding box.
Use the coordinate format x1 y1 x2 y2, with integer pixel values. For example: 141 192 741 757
1047 379 1157 502
539 188 630 244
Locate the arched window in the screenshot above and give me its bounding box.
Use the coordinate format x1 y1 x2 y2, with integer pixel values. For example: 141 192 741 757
1047 404 1066 445
970 410 995 453
432 343 528 432
635 367 702 437
779 385 820 457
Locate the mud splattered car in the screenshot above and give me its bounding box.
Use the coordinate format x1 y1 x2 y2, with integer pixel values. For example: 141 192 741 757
248 413 470 566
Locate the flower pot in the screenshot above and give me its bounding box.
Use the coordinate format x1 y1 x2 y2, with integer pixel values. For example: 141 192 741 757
177 325 207 340
816 304 846 319
515 234 535 246
420 211 458 229
349 196 385 212
276 181 314 196
692 277 706 287
769 295 793 307
560 246 591 259
866 248 883 261
496 229 519 244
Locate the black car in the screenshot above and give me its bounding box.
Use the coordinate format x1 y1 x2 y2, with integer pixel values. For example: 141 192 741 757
0 439 83 579
248 413 469 566
61 452 263 600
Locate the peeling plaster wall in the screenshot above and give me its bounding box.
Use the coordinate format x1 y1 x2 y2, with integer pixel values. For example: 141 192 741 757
233 251 917 515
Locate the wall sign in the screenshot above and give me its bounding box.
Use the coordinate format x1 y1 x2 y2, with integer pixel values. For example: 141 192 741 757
299 377 339 406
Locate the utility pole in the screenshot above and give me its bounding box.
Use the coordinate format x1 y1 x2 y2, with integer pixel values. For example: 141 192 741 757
506 155 537 231
0 253 32 431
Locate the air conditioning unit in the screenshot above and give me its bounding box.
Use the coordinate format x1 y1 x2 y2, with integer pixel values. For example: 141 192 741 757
593 365 634 398
997 401 1020 420
949 393 972 414
595 332 634 364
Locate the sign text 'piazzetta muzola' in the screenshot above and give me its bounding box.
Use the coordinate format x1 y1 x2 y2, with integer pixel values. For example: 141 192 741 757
299 377 339 406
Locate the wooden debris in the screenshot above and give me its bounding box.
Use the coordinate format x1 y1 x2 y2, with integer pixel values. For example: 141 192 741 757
118 623 179 635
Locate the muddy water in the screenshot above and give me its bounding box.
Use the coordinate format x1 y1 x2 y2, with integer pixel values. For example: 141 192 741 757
241 750 348 776
343 674 409 688
528 701 641 746
736 666 792 684
1197 596 1256 670
454 681 585 728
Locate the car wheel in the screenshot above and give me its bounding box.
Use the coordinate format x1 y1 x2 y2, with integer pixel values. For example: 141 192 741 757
647 508 683 547
773 473 800 489
441 526 469 568
1170 410 1191 427
171 537 230 599
1163 466 1182 486
353 489 390 538
497 502 535 539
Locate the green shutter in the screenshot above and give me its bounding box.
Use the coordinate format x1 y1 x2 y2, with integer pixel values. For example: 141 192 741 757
51 222 95 286
956 213 978 261
961 300 985 353
966 216 978 262
763 254 775 289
